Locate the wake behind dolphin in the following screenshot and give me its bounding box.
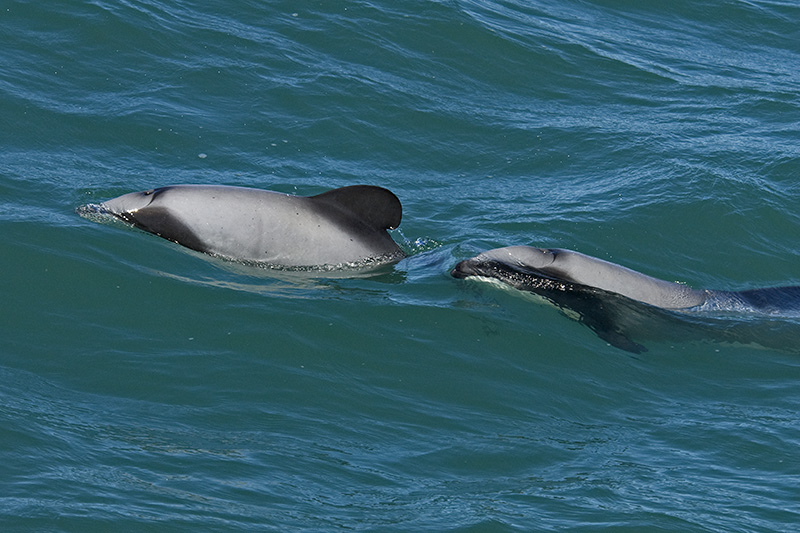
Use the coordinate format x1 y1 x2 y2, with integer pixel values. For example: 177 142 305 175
91 184 405 269
451 246 800 352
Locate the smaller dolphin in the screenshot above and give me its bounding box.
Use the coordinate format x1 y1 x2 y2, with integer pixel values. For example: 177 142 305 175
99 184 405 268
451 246 800 352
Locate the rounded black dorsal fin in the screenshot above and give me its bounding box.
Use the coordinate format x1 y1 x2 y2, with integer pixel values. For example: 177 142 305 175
310 185 402 230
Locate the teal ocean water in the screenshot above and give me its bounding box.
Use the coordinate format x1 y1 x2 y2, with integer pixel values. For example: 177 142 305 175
3 0 800 530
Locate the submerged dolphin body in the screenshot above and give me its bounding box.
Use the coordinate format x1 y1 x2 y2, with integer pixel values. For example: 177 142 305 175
451 246 800 352
100 184 405 268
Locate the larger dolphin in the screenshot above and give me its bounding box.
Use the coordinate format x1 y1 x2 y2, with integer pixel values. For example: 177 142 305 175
451 246 800 352
99 184 405 268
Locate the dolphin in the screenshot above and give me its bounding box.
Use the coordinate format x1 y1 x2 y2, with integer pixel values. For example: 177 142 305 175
99 184 405 268
451 246 800 352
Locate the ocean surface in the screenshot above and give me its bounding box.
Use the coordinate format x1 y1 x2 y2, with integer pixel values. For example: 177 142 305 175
2 0 800 530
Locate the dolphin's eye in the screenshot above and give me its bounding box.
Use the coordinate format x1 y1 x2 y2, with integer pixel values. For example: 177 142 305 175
144 189 155 195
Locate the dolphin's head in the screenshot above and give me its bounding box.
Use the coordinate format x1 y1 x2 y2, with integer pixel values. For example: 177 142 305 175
99 187 207 252
452 246 556 278
451 246 573 292
101 188 161 218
